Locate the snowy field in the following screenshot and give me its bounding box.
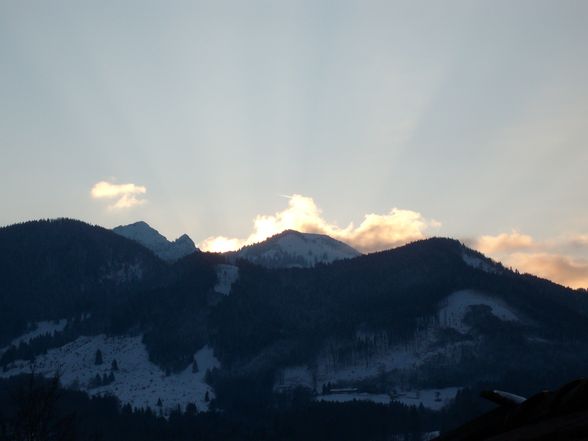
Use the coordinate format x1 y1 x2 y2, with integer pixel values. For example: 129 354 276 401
314 387 460 410
316 392 392 405
0 334 219 414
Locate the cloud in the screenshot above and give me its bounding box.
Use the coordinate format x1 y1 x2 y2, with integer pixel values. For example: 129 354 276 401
90 180 147 209
473 230 588 289
199 194 439 253
338 210 442 253
506 252 588 289
565 234 588 249
475 230 535 254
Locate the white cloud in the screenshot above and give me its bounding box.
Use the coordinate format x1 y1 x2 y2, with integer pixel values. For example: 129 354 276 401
199 194 439 253
90 180 147 209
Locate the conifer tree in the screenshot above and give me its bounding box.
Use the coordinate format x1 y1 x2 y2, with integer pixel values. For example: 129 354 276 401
91 373 102 388
185 402 197 416
94 349 103 365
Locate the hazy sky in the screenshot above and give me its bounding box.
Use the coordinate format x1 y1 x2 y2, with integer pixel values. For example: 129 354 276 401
1 1 587 287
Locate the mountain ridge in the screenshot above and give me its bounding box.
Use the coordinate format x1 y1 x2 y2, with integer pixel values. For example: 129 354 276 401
230 228 361 268
113 221 198 262
0 218 167 343
2 218 588 419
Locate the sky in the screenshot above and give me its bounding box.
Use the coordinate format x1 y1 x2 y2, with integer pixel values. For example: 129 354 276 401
1 1 587 288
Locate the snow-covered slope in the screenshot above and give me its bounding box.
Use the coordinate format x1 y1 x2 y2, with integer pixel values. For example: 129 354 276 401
9 319 68 347
234 230 361 268
275 326 465 410
0 334 219 414
113 221 197 262
0 319 69 359
275 324 464 394
274 289 523 406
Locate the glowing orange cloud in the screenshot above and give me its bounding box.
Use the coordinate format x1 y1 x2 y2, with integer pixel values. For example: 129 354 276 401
475 230 534 254
90 180 147 209
474 231 588 289
568 235 588 248
199 194 440 253
506 252 588 289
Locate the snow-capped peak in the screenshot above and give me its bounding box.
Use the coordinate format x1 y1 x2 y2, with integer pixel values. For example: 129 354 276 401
113 221 197 262
234 229 361 268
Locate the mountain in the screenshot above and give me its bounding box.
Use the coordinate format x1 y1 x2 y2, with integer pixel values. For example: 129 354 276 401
211 238 588 404
0 219 167 344
233 229 361 268
113 221 197 262
3 221 588 431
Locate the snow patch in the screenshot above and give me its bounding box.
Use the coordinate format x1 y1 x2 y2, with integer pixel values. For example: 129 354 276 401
462 252 500 274
102 261 144 284
438 290 520 333
0 335 219 414
214 264 239 295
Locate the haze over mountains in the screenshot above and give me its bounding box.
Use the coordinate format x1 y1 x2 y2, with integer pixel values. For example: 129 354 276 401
2 218 588 438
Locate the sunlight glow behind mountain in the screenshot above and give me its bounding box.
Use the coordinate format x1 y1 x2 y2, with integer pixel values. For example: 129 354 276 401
199 194 439 253
0 1 586 288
